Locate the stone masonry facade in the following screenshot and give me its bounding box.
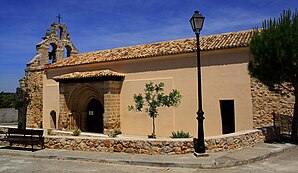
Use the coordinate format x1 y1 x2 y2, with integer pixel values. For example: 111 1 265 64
25 70 43 128
103 81 121 135
251 78 294 128
24 22 78 128
104 93 121 134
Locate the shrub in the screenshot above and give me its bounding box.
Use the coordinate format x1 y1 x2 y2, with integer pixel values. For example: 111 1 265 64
72 129 81 136
109 129 122 138
171 130 192 138
47 129 53 136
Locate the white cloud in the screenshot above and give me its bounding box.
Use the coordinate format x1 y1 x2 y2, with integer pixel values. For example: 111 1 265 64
202 7 272 35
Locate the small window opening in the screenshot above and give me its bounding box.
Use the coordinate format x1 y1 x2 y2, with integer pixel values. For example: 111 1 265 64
48 43 57 64
58 26 63 39
64 45 72 58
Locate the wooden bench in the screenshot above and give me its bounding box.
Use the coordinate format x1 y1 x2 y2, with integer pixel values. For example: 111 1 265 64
0 128 45 151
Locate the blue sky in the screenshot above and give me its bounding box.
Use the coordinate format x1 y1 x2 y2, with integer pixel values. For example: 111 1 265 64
0 0 297 92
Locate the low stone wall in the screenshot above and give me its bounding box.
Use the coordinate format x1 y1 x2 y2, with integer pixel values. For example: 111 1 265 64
204 129 266 152
42 128 273 154
0 126 276 154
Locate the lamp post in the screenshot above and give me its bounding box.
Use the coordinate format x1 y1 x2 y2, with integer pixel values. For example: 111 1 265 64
190 11 207 155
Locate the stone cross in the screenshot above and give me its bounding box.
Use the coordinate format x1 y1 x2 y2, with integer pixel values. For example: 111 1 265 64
57 14 62 24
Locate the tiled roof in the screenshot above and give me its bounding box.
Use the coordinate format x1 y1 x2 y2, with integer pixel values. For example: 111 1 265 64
47 30 253 69
53 69 125 81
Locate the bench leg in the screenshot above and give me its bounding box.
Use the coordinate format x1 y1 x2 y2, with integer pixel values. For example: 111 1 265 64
32 139 34 152
41 141 45 149
39 137 45 149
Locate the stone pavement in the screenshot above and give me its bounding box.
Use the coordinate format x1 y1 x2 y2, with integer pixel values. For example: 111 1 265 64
0 143 296 169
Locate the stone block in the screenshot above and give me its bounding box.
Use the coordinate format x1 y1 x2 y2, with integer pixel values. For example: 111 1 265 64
104 140 111 148
114 144 123 152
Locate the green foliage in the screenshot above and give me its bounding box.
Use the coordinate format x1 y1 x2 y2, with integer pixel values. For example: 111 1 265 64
129 82 182 118
170 130 192 138
72 129 81 136
0 92 16 108
248 9 298 92
128 81 182 138
248 9 298 144
109 129 122 138
47 129 54 136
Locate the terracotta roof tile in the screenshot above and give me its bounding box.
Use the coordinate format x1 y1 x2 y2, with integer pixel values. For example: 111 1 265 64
47 30 253 69
53 69 125 81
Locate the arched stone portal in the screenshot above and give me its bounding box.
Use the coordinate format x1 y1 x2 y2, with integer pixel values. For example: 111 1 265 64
54 70 124 135
87 98 104 133
63 85 103 132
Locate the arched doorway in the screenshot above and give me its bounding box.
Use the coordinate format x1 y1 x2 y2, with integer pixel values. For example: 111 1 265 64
86 98 104 133
50 110 56 129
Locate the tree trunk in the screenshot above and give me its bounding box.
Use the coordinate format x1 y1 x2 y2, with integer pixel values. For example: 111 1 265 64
152 117 155 136
292 87 298 144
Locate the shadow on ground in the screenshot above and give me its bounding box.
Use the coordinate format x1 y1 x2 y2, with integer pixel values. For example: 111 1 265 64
0 146 43 152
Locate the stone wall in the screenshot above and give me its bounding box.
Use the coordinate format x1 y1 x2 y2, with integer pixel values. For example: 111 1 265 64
103 80 122 134
41 128 272 154
104 93 120 134
0 108 18 123
25 70 44 128
251 78 294 128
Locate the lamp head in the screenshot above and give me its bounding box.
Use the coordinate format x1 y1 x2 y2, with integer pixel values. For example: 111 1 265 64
190 11 205 34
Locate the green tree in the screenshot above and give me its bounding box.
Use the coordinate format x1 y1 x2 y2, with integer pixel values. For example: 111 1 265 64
248 9 298 144
0 92 16 108
128 82 182 138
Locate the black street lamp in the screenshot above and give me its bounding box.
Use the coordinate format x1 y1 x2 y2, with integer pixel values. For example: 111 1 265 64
190 11 207 155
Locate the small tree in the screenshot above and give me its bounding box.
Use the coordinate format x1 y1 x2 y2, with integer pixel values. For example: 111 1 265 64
128 82 182 138
248 9 298 144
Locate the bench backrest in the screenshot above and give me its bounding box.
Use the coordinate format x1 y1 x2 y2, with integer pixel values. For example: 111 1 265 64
25 129 43 136
8 128 43 136
8 128 26 135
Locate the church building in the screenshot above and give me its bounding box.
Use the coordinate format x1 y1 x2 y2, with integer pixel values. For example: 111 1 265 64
22 21 293 137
